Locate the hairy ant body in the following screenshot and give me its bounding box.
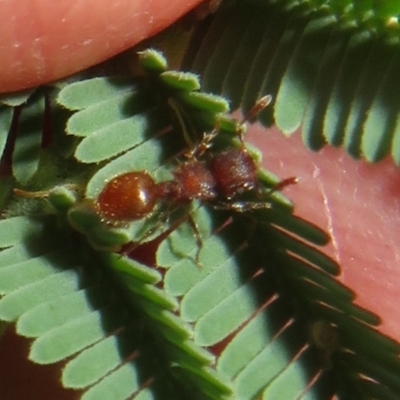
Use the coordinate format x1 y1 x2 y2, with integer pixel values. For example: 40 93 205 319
14 96 295 261
97 96 296 245
97 141 261 221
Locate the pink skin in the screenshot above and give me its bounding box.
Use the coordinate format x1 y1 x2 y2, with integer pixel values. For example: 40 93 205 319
247 126 400 340
0 1 205 399
0 0 399 398
0 0 203 93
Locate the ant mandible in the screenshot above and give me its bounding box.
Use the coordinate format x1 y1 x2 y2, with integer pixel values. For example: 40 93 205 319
97 95 297 229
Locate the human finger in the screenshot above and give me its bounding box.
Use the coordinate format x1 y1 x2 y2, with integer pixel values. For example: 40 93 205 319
0 0 203 93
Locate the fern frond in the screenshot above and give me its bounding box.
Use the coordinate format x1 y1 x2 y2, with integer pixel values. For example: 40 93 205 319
185 0 400 164
1 47 400 399
0 89 48 184
0 215 232 399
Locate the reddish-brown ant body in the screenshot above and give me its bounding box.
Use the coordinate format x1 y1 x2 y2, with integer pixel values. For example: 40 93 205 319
97 95 296 225
97 147 259 221
12 96 296 262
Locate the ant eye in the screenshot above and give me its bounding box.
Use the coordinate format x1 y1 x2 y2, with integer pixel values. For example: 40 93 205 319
97 172 157 221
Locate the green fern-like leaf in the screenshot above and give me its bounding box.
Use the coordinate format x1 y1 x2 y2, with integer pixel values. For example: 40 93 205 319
2 47 400 400
0 215 232 399
185 0 400 164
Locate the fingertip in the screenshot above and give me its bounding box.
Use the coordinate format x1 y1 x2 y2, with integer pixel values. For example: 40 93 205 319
0 0 203 93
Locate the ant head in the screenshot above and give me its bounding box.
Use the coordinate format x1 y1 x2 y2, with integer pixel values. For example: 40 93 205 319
211 148 258 198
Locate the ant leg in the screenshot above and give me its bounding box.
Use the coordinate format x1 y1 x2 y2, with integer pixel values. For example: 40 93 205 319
13 188 52 198
212 200 272 213
123 206 204 269
155 126 217 166
121 204 176 256
185 211 204 268
185 127 219 160
190 98 275 157
157 204 205 268
212 176 297 213
252 175 298 200
168 97 220 160
13 184 83 198
265 176 298 195
168 97 197 150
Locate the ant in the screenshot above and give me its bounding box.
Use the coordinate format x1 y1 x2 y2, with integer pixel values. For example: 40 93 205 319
13 96 296 263
96 95 297 261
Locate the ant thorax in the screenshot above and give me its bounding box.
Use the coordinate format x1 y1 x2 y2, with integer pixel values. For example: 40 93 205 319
157 160 218 202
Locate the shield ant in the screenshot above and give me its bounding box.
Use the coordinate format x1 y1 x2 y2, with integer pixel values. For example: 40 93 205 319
96 95 297 262
13 96 296 263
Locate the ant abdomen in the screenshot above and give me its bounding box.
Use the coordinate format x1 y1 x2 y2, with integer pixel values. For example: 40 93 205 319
97 171 157 221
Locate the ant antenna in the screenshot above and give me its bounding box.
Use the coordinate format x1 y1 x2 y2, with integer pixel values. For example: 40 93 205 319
235 95 273 144
241 95 273 125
